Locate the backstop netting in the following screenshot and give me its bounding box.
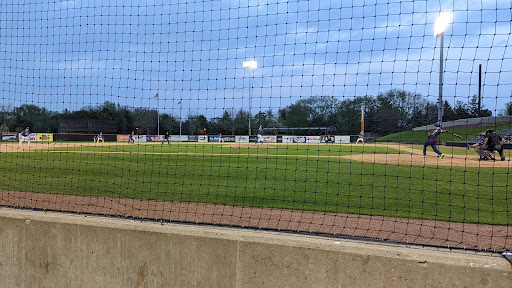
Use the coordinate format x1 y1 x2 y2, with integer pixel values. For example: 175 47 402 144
1 0 511 252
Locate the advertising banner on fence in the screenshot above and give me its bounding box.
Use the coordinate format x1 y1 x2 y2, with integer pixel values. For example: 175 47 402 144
133 135 147 143
37 133 53 142
170 135 188 142
26 134 37 142
306 136 321 143
224 136 235 142
146 135 162 142
236 136 249 143
117 135 130 142
281 136 294 143
209 135 222 142
198 135 208 142
188 136 198 142
262 136 277 143
0 133 18 142
335 136 350 143
292 136 306 143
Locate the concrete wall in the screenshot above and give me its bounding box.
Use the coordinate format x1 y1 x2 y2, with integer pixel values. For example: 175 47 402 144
0 208 510 288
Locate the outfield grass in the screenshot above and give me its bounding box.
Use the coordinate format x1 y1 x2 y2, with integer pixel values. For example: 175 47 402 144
376 123 512 143
1 144 511 226
46 143 406 157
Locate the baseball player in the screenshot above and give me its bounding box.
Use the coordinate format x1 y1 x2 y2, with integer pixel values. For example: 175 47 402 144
254 125 264 146
356 131 364 144
218 133 224 143
162 132 170 145
96 132 104 144
423 123 448 158
468 132 494 160
18 127 32 147
129 131 135 144
481 129 506 161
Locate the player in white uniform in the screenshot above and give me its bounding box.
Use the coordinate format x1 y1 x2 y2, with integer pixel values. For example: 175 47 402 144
218 133 224 143
18 127 32 147
254 125 264 146
356 131 364 144
96 132 104 143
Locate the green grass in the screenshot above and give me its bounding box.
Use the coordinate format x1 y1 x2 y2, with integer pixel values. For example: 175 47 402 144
376 123 512 143
46 143 405 157
1 145 511 226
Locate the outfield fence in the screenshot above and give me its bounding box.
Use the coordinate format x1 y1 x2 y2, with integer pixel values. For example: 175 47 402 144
1 0 512 254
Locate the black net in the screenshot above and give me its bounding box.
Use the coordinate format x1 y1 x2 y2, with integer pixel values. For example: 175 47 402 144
0 0 511 252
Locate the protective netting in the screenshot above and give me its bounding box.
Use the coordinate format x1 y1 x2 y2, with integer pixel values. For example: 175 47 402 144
1 0 511 252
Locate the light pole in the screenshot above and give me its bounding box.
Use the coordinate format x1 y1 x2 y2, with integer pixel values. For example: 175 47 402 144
243 60 257 135
434 12 452 125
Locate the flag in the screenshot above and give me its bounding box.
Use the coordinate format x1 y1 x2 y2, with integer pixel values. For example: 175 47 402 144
154 93 159 98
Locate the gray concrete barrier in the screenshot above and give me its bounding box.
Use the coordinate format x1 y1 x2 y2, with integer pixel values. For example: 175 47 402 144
0 208 510 287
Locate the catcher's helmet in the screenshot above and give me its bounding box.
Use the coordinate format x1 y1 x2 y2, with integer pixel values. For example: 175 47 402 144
434 122 441 127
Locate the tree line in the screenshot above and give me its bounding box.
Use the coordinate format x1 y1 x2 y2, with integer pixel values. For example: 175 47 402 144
0 89 501 136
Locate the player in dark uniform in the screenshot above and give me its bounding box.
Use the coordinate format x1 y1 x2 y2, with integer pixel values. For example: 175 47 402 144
423 123 448 158
129 131 135 144
162 132 170 145
481 129 506 161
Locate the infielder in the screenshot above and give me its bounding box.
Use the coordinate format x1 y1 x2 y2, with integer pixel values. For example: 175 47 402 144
18 127 32 147
162 132 170 145
423 123 448 158
96 132 104 143
218 133 224 143
356 131 364 144
129 131 135 144
254 125 264 146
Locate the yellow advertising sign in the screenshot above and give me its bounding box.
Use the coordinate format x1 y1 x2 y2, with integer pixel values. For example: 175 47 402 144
37 133 54 142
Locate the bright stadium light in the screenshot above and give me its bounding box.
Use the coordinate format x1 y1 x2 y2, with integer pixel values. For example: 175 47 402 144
434 12 452 37
243 60 257 135
434 11 452 124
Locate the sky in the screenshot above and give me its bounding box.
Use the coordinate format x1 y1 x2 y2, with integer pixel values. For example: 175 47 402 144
0 0 511 119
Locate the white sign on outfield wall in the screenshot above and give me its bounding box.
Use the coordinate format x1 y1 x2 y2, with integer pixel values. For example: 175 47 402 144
236 136 249 143
281 136 294 143
262 136 277 143
134 135 147 143
335 136 350 143
306 136 321 143
198 135 208 142
170 136 188 142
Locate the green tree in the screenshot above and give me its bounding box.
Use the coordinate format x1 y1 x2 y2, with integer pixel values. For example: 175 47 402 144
13 104 58 132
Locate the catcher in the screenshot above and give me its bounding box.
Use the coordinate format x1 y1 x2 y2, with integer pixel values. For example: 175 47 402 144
468 132 494 161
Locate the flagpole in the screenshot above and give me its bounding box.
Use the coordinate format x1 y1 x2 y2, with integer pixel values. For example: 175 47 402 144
155 93 160 136
157 96 160 136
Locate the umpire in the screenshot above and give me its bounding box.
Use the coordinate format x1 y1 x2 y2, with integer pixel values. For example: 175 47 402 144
481 129 506 161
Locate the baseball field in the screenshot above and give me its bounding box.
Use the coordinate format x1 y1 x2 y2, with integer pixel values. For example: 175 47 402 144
1 141 510 228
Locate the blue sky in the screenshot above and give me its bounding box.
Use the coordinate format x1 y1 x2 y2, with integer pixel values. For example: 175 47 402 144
0 0 511 119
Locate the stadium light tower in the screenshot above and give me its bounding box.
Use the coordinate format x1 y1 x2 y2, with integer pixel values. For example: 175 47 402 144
434 12 452 125
243 60 257 135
